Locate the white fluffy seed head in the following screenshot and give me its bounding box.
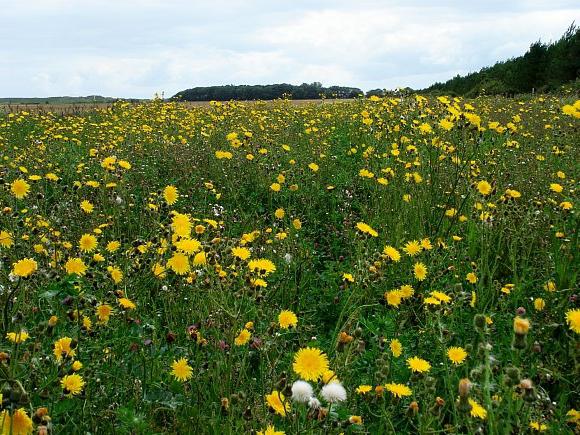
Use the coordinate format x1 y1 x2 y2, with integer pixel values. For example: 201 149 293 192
291 380 313 403
321 382 347 403
308 397 321 409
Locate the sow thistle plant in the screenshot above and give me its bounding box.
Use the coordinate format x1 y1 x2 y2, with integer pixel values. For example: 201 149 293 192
0 95 577 433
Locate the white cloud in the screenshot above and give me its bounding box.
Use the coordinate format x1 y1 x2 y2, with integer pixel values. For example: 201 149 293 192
0 1 578 97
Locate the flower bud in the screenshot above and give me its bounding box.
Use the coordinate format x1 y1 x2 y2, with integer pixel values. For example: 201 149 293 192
406 401 419 417
458 378 472 413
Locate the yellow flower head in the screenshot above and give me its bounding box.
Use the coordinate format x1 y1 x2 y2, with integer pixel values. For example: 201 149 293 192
12 258 37 277
10 179 31 199
171 358 193 382
61 373 85 396
278 310 298 329
292 347 330 381
407 356 431 373
163 185 179 205
447 347 468 365
265 390 290 416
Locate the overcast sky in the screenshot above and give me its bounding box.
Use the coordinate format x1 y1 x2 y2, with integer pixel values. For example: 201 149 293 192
1 0 578 98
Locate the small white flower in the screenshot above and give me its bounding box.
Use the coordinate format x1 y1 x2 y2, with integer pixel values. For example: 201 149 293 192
321 382 347 403
115 196 122 204
308 397 321 409
284 253 293 264
291 380 313 403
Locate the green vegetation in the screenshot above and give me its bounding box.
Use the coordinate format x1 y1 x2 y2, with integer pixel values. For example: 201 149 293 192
425 24 580 96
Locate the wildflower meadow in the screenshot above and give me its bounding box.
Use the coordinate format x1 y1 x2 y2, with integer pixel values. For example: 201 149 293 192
0 94 578 433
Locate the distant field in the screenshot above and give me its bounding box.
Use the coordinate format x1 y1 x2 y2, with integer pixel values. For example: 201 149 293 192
0 99 352 114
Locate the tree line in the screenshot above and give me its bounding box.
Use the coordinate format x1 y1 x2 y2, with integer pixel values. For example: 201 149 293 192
172 82 363 101
424 24 580 97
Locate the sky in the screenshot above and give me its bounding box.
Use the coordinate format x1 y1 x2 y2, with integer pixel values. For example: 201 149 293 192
1 0 578 98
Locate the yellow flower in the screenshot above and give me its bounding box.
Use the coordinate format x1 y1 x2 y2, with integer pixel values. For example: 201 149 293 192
476 180 492 196
152 262 167 279
0 230 14 248
257 425 285 435
390 339 403 357
567 409 580 425
54 337 76 361
61 373 85 396
64 257 87 275
79 234 98 252
447 347 468 365
534 298 545 311
265 390 290 416
167 252 190 275
215 150 233 159
469 398 487 419
171 212 192 237
349 415 363 424
421 238 433 250
566 309 580 334
234 329 251 345
529 421 548 431
175 238 202 254
163 185 179 205
274 208 285 219
292 218 302 230
106 241 121 252
108 266 123 284
430 291 452 303
278 310 298 329
118 298 136 310
385 290 402 307
118 160 131 169
193 251 206 265
6 331 29 344
171 358 193 382
505 189 521 199
356 222 378 237
321 369 338 384
82 316 92 331
10 179 31 199
466 272 478 284
356 385 372 394
342 273 354 282
383 245 401 262
248 258 276 276
292 347 330 381
72 360 83 371
232 246 250 260
101 156 117 170
308 162 319 172
96 304 112 323
407 356 431 373
270 183 281 192
403 240 422 256
513 317 530 334
80 200 94 213
549 183 563 193
12 258 37 277
0 408 33 435
385 383 412 398
413 262 427 281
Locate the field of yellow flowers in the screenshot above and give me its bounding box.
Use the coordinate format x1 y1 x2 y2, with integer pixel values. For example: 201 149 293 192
0 95 578 434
